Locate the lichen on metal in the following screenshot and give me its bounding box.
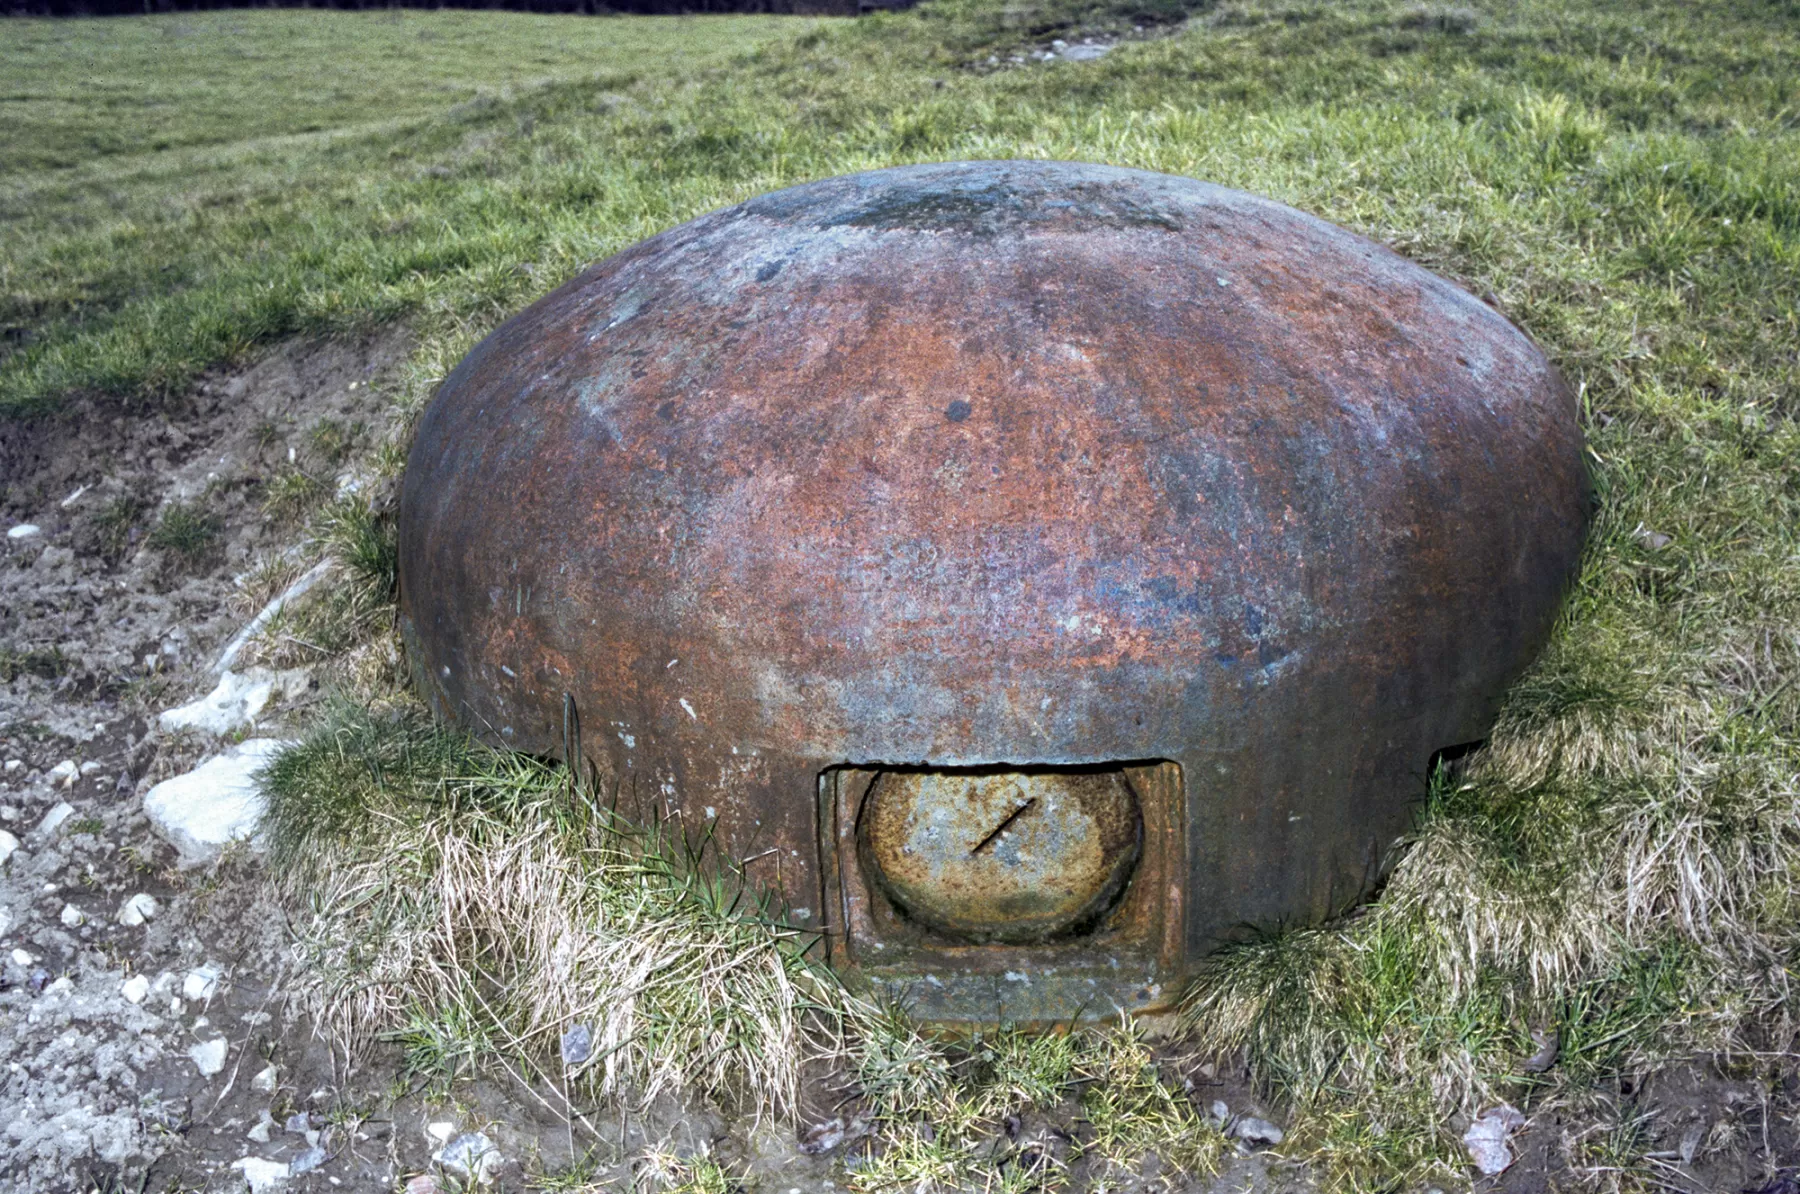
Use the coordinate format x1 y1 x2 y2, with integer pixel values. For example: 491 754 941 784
398 160 1588 1023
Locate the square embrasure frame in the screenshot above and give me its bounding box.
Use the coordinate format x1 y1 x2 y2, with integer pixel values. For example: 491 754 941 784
816 761 1187 1024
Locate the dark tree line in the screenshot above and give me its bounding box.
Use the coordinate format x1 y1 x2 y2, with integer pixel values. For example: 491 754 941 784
8 0 905 15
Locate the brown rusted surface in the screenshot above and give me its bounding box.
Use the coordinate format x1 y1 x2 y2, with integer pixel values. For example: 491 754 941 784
398 161 1588 1021
857 768 1142 945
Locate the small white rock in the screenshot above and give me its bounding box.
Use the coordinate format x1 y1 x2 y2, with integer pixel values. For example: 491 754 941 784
59 903 85 927
121 974 151 1004
142 738 289 866
45 975 72 996
437 1131 503 1185
0 907 12 937
11 947 36 966
190 1037 229 1077
251 1064 279 1094
0 829 18 865
7 523 41 541
35 801 75 836
184 962 223 1002
118 892 158 926
247 1110 275 1144
78 760 102 777
2 759 20 774
426 1121 457 1146
230 1156 290 1193
46 760 78 786
1464 1103 1526 1175
1233 1116 1285 1147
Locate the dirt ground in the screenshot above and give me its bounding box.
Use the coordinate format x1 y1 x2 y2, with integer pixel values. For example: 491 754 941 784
0 335 1793 1192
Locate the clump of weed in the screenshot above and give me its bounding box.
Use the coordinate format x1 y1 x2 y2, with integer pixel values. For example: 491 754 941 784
251 418 284 457
91 493 146 564
633 1151 743 1194
0 645 69 683
228 552 312 622
265 704 851 1119
1077 1027 1229 1182
262 468 327 523
147 498 222 564
850 1017 1229 1194
308 417 363 466
321 497 396 602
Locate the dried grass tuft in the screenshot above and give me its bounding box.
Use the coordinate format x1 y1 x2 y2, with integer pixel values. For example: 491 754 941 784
266 708 848 1119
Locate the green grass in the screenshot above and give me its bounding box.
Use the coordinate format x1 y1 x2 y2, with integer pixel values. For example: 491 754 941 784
7 0 1798 1187
0 9 818 395
146 497 221 563
0 10 811 175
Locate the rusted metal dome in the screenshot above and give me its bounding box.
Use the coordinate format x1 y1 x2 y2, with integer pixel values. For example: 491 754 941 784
398 161 1587 1021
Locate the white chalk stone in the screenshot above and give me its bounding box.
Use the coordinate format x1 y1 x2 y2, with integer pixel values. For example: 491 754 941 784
190 1037 229 1077
0 829 18 865
118 892 158 925
437 1131 503 1185
46 760 78 786
230 1156 290 1193
35 801 75 836
142 738 289 867
7 523 41 541
59 903 85 927
11 947 35 966
3 759 22 774
0 907 12 937
1464 1104 1526 1175
251 1064 279 1094
121 974 150 1004
183 962 223 1002
158 668 306 737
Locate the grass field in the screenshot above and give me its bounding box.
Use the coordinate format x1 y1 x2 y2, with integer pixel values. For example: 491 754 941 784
0 10 803 173
5 1 1799 1188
